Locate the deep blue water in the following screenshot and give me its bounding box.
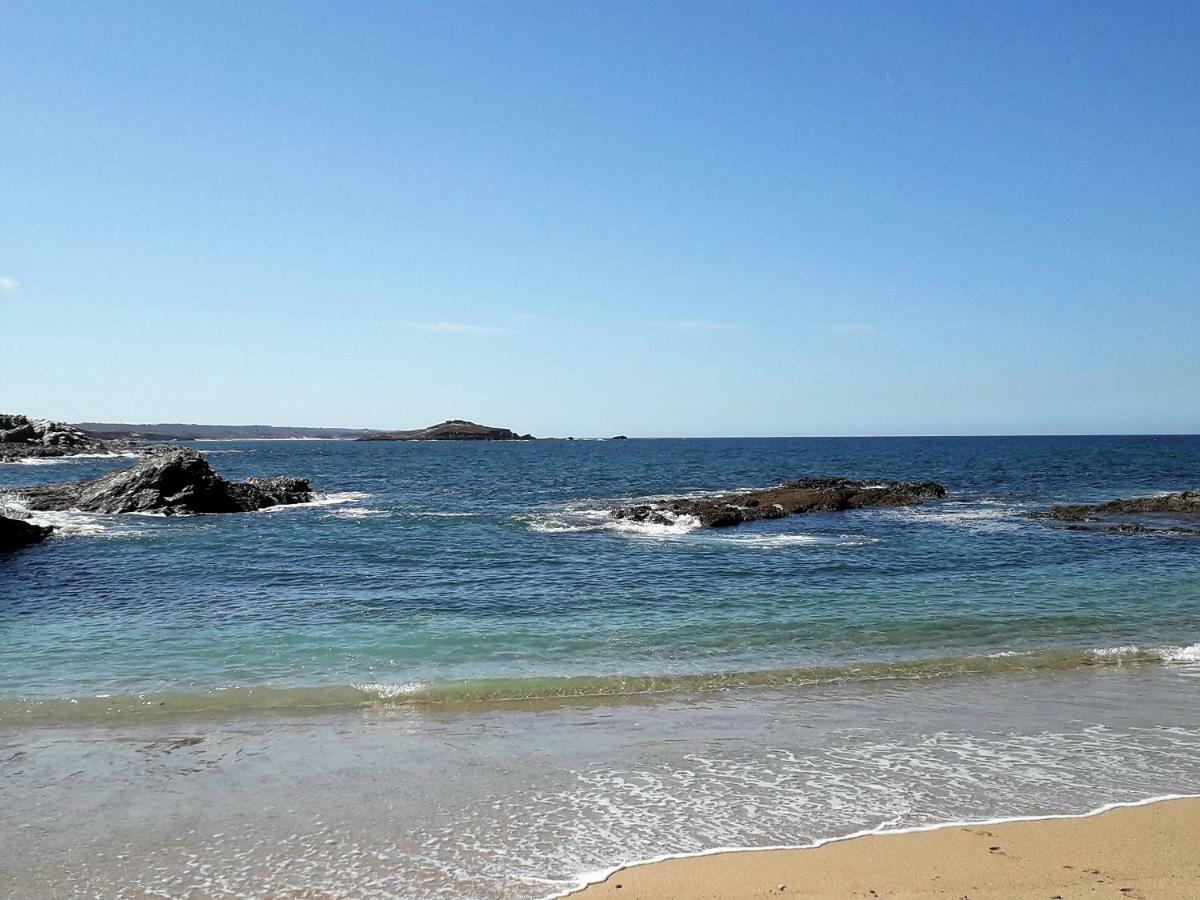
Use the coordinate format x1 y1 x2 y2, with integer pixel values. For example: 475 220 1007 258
2 435 1198 715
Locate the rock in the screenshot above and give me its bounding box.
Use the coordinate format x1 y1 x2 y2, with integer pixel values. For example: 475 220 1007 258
0 514 53 552
613 477 947 529
0 412 150 461
357 420 535 441
13 448 313 515
610 435 629 440
0 422 36 443
1039 489 1200 534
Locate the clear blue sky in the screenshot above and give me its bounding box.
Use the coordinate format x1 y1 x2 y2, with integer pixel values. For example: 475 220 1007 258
1 1 1197 436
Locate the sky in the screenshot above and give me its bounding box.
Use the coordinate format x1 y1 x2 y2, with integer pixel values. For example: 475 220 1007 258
1 1 1197 437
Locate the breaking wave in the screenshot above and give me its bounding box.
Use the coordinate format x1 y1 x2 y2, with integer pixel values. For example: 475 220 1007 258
6 643 1197 722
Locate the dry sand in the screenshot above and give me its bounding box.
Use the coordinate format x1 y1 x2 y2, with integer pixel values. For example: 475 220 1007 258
569 796 1200 899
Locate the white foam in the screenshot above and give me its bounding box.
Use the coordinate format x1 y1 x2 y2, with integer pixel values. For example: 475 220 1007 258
876 501 1028 533
1161 642 1200 663
256 491 373 512
1082 643 1200 665
0 498 146 538
525 507 702 537
352 681 427 699
703 532 882 549
606 513 702 537
1089 644 1142 657
326 507 390 519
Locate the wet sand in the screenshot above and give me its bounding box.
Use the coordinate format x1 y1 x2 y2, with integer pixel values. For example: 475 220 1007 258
570 796 1200 899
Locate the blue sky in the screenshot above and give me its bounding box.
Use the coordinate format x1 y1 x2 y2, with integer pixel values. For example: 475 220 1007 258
1 1 1197 436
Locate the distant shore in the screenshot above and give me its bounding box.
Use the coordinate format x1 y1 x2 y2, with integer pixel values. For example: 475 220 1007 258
568 795 1200 899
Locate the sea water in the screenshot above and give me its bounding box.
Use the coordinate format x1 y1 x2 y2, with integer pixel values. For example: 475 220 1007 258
1 435 1198 896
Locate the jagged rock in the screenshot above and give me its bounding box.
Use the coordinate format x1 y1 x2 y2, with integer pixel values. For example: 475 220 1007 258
13 448 313 515
0 413 148 461
613 477 947 529
1039 489 1200 534
357 420 535 441
0 514 53 552
0 423 36 443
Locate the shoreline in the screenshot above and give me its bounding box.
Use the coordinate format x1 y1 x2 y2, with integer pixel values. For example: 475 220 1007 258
562 794 1200 899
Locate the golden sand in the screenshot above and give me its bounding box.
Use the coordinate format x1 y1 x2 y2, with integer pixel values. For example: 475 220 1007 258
570 796 1200 899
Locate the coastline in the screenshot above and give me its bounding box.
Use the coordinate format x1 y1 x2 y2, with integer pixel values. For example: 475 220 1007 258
565 795 1200 899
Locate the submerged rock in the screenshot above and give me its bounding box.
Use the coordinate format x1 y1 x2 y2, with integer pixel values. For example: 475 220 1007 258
0 514 53 552
357 420 535 441
613 477 946 529
14 448 313 515
1040 489 1200 535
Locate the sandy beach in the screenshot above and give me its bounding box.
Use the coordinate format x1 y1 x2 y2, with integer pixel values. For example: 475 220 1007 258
570 796 1200 899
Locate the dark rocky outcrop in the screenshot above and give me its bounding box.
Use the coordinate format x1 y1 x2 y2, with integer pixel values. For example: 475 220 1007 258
610 435 629 440
613 477 947 529
13 448 313 515
358 420 534 441
0 413 145 461
0 514 53 552
1039 489 1200 535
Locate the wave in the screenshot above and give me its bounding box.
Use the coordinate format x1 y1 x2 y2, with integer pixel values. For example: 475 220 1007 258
523 508 879 545
324 506 391 519
0 491 376 533
697 532 881 549
522 504 700 537
0 497 147 538
255 490 373 511
6 644 1197 722
874 499 1031 533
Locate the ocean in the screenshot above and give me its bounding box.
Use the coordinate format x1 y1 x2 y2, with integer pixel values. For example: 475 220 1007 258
2 435 1199 897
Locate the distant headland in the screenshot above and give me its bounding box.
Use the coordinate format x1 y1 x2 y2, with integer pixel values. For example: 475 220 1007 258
74 419 536 442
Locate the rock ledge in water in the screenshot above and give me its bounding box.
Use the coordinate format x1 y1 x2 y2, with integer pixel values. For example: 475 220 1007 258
613 477 947 529
14 448 313 515
0 514 54 552
1040 490 1200 535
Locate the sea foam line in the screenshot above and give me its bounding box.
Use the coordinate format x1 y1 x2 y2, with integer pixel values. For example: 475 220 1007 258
255 490 373 512
542 792 1200 899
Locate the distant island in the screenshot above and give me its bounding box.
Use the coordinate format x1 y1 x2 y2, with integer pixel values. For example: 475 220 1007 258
356 420 535 441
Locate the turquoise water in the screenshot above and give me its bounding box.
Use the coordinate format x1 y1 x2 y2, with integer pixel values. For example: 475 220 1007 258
2 435 1199 716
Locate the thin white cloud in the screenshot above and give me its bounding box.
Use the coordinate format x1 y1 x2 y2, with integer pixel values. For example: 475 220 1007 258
0 276 19 293
405 322 514 335
652 320 746 332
